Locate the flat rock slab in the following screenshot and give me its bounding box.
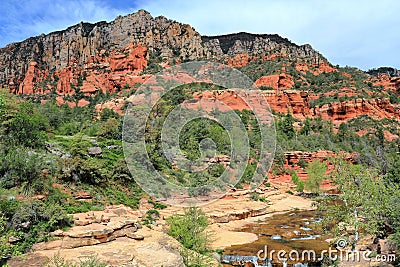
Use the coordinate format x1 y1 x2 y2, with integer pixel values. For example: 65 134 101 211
63 223 114 238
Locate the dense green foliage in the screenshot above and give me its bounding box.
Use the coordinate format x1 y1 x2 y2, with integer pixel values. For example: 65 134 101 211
0 90 145 259
0 199 71 260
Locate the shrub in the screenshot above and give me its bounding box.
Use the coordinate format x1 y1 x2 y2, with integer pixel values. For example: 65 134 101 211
97 118 119 138
46 253 107 267
3 103 49 148
0 147 46 189
291 172 299 184
298 158 308 169
296 180 305 192
0 199 71 258
167 207 212 266
99 108 119 122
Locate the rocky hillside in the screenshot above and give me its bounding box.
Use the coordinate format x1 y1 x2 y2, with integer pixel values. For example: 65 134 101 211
0 9 327 94
1 9 400 126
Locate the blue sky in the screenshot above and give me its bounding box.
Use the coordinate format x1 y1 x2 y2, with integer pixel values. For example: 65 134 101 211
0 0 399 70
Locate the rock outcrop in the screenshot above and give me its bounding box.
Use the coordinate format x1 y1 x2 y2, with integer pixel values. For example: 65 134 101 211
262 90 399 122
312 98 398 121
17 62 48 94
254 73 294 89
373 74 400 91
202 32 326 64
8 205 186 267
284 150 356 166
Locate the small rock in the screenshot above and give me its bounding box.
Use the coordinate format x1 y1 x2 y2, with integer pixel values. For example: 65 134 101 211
74 219 91 226
75 192 92 200
32 194 46 200
105 145 122 150
85 211 96 220
107 220 127 230
126 232 144 240
8 236 21 244
19 221 30 229
50 229 64 237
211 252 221 262
99 214 111 223
378 238 396 254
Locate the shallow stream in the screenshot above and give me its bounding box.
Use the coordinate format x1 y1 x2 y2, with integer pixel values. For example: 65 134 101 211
222 210 332 267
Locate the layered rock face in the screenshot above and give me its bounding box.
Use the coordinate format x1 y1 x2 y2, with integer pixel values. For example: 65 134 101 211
264 90 399 121
202 32 326 64
254 73 294 89
0 10 203 92
0 10 327 93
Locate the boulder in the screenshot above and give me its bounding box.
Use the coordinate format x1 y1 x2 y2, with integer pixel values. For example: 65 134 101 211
87 147 102 157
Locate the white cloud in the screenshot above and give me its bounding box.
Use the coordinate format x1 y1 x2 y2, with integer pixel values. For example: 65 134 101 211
0 0 136 46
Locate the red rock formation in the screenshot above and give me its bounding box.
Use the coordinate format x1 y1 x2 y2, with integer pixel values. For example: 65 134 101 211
226 53 251 68
373 74 400 92
110 44 148 74
261 89 399 122
183 87 400 123
95 98 127 116
394 77 400 91
18 62 47 94
262 90 309 118
189 90 250 112
284 150 356 166
254 74 294 89
56 66 76 95
313 62 337 74
77 99 90 107
312 98 398 121
295 63 309 72
295 62 336 75
55 96 75 108
51 43 149 96
268 150 357 191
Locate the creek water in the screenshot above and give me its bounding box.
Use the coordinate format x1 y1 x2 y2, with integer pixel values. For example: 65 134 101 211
222 210 332 267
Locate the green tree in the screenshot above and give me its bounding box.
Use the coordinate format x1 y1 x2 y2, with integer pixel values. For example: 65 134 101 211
337 122 348 142
291 171 305 192
99 108 119 122
318 158 398 249
305 160 327 194
279 112 295 139
300 117 311 136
